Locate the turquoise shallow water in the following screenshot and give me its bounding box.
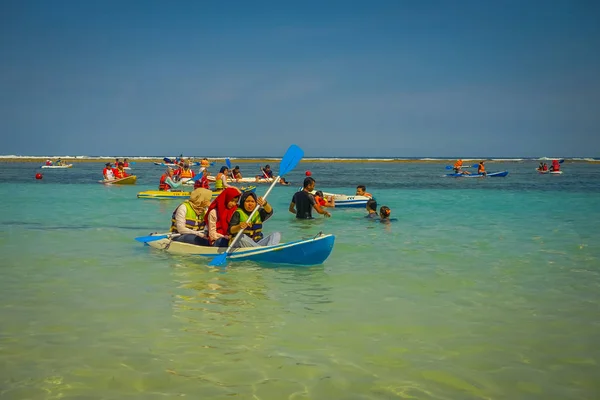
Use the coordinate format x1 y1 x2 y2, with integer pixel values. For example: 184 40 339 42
1 161 599 399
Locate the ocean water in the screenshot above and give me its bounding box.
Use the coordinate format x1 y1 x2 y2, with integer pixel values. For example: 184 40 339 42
1 160 599 399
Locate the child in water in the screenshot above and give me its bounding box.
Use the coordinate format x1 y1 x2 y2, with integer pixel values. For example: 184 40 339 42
379 206 398 223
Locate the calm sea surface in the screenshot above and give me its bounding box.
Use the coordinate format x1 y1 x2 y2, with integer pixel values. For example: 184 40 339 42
1 160 599 399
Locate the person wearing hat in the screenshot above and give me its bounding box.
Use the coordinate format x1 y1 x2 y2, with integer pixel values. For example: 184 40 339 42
103 162 115 181
169 188 213 245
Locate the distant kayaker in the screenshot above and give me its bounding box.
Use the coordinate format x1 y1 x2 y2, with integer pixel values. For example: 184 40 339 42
45 159 52 166
177 163 195 180
365 199 378 219
123 158 130 167
231 166 242 181
355 185 373 198
215 166 234 191
114 162 129 179
205 187 241 247
228 191 281 247
453 159 471 175
158 167 183 191
537 162 544 171
257 165 273 181
289 177 331 219
477 161 487 176
542 163 548 171
550 159 560 172
103 162 115 181
193 168 210 190
169 188 212 246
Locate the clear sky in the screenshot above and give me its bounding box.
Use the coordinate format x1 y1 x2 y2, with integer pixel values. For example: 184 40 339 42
1 0 599 157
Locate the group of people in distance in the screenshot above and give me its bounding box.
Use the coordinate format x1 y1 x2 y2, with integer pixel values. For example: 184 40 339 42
453 159 487 176
45 158 65 166
537 159 561 172
102 158 131 181
166 170 395 250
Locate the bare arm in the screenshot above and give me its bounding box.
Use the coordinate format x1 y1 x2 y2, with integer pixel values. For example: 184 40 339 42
208 209 227 241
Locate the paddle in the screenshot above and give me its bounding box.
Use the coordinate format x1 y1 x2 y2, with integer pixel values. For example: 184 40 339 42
208 144 304 267
135 233 181 243
164 157 174 164
445 164 478 170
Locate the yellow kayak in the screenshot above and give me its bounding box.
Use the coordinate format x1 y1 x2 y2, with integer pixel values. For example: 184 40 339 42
137 186 256 200
99 175 137 185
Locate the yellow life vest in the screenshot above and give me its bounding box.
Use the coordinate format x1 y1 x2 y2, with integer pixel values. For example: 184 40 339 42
215 173 224 189
170 201 206 233
230 209 263 244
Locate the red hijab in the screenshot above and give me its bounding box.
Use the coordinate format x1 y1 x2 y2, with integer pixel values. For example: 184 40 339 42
205 187 240 235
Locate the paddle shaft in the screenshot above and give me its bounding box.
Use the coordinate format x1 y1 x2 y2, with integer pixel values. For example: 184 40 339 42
223 176 281 251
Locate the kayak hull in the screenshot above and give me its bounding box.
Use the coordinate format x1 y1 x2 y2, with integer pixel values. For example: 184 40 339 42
41 164 73 169
137 186 256 199
143 233 335 266
207 176 274 184
99 175 137 185
310 190 371 208
154 162 200 167
446 171 509 178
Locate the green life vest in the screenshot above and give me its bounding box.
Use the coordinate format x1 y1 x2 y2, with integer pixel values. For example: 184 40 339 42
170 201 206 232
231 208 263 243
215 173 224 189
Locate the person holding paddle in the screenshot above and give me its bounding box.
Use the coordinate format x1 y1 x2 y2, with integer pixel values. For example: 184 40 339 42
477 161 487 176
228 191 281 247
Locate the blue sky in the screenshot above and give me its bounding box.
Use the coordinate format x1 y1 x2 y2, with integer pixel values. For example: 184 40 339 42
1 0 599 157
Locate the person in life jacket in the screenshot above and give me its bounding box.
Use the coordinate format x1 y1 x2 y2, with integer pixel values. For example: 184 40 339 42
231 166 242 181
45 159 53 166
158 167 183 191
200 158 210 168
542 163 548 171
205 187 241 247
178 163 195 180
453 159 471 175
214 166 234 191
169 188 212 246
314 190 335 208
103 162 115 181
355 185 373 199
228 191 281 247
256 164 274 181
123 158 130 167
550 160 560 171
194 168 211 190
477 161 487 176
114 162 129 179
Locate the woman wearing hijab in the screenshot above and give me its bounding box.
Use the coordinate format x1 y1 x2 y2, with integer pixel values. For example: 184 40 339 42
205 187 241 247
228 191 281 248
170 188 213 245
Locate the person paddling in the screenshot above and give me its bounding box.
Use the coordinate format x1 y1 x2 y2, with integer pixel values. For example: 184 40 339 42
477 161 487 176
169 188 212 246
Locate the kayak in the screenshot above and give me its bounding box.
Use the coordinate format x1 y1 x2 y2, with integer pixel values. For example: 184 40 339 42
154 162 200 167
207 176 274 184
550 171 563 174
137 186 256 199
138 232 335 266
41 164 73 169
99 175 137 185
309 190 372 208
537 169 563 174
445 171 509 177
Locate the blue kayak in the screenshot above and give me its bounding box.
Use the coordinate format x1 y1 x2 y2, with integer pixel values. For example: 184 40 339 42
446 171 509 178
138 232 335 266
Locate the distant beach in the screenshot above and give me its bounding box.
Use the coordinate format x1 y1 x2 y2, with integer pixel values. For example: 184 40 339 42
0 156 598 164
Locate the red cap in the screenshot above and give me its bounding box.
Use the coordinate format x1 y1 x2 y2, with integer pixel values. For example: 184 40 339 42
305 170 312 176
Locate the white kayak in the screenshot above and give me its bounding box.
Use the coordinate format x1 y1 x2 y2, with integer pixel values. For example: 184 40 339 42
207 176 274 184
41 164 73 169
310 190 371 208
